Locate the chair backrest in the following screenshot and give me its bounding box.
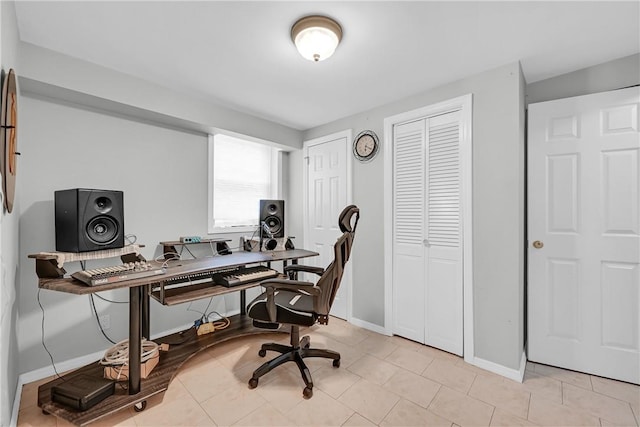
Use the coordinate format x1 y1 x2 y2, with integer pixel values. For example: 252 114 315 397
314 205 359 323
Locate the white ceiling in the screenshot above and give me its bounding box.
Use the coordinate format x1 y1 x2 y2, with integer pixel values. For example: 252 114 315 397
14 1 640 130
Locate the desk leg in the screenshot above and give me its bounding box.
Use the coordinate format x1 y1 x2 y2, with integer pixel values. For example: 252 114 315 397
129 286 142 395
142 284 150 339
240 290 246 315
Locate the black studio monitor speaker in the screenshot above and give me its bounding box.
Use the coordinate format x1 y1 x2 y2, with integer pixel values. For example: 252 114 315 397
259 199 284 239
55 188 125 253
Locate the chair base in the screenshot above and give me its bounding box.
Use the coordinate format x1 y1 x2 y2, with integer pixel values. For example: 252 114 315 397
248 326 340 399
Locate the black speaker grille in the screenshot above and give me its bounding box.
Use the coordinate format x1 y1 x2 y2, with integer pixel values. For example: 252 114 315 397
263 216 282 236
86 216 119 245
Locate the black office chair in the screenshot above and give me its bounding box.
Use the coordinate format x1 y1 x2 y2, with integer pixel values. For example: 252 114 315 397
246 205 360 398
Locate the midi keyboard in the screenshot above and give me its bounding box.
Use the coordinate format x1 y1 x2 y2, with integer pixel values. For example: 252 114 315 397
72 262 166 286
212 265 279 287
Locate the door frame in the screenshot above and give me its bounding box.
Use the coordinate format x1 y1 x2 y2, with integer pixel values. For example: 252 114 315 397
303 129 353 321
383 94 474 361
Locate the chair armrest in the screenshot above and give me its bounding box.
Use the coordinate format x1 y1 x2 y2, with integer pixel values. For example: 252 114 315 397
260 278 321 295
284 264 325 277
259 278 321 322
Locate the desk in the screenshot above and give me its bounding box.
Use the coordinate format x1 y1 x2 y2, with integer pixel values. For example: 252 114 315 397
31 248 318 426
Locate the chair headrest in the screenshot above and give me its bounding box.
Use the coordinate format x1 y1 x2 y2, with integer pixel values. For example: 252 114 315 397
338 205 360 233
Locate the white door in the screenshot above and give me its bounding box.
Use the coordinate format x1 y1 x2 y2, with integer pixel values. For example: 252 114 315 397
392 119 426 342
392 111 464 355
305 132 350 320
528 87 640 384
425 112 463 355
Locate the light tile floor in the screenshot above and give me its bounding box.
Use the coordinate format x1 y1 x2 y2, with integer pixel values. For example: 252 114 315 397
17 318 640 426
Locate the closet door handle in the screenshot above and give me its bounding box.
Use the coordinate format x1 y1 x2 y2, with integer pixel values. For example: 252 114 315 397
423 239 431 247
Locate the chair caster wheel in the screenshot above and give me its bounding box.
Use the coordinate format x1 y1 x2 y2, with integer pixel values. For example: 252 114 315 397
333 359 341 368
133 400 147 412
248 378 259 389
303 386 313 399
258 349 267 357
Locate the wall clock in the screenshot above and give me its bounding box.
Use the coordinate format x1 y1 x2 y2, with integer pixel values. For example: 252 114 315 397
0 68 19 213
353 130 379 162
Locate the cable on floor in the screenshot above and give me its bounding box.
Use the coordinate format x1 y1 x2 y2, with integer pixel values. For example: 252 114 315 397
37 288 65 381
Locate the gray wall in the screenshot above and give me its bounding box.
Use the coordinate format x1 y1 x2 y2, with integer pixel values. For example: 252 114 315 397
300 62 526 370
0 1 21 424
18 42 303 149
17 95 272 372
527 53 640 105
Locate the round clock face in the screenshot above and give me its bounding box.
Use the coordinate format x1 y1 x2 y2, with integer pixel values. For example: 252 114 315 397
353 130 379 162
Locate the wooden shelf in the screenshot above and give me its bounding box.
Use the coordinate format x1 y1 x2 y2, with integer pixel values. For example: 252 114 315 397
39 276 156 295
28 245 147 279
38 314 285 426
150 276 283 306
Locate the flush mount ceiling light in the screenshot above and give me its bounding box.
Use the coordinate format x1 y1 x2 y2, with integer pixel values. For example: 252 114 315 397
291 15 342 62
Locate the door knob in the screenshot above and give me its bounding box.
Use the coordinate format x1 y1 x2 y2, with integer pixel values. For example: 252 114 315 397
532 240 544 249
423 239 430 247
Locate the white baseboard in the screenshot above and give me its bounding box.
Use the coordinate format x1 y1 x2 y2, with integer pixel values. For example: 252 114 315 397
19 348 107 386
349 316 389 336
350 318 527 384
9 320 197 427
469 350 527 383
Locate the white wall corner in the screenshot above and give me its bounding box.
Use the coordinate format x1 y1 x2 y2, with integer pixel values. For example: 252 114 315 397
468 350 527 383
349 316 389 336
9 376 22 427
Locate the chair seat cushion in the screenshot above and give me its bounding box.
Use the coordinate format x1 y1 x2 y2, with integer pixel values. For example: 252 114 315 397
247 290 316 327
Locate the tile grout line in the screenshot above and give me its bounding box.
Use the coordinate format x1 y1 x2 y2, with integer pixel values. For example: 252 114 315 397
631 401 640 427
425 383 445 413
561 381 640 426
565 377 640 410
425 383 443 411
379 397 403 425
466 372 479 396
422 355 436 375
487 405 496 427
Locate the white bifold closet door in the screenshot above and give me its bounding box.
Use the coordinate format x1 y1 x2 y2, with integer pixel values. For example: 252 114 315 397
392 111 463 356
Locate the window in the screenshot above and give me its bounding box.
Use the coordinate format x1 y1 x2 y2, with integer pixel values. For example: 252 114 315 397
209 133 280 233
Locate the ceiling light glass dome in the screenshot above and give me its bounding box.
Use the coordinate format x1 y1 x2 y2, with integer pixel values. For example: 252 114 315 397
291 15 342 62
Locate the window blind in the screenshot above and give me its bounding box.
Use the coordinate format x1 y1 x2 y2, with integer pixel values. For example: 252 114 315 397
213 135 275 229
